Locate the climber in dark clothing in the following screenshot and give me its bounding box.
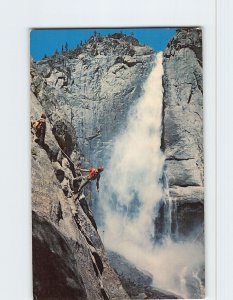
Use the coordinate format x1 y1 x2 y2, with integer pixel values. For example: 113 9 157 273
76 166 104 193
32 113 46 145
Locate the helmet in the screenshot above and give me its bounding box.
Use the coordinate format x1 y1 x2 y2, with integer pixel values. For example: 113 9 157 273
98 166 104 172
41 113 46 119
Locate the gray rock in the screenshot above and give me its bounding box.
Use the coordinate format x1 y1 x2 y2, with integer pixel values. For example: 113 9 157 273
135 293 147 299
31 34 156 225
169 186 204 203
31 33 155 170
32 212 88 300
107 251 182 299
31 93 129 299
107 250 153 287
165 158 203 187
162 28 204 238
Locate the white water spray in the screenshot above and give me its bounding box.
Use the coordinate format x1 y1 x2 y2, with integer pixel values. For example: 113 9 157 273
99 52 204 298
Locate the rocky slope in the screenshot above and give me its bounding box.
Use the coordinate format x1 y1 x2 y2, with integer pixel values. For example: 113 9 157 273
161 28 204 240
107 251 181 299
31 92 128 299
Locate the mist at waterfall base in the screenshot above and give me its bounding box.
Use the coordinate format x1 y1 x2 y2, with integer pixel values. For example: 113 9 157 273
99 53 204 298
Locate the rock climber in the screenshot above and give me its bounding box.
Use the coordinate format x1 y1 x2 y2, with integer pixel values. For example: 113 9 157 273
31 113 46 146
75 166 104 194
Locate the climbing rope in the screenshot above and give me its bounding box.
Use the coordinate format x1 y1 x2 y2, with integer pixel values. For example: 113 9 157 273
59 146 76 167
48 117 79 168
32 115 80 170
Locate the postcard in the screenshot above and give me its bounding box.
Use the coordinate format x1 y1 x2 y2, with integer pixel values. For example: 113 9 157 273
31 27 204 299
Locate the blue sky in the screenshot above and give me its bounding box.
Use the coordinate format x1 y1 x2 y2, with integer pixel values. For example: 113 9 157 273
30 28 176 61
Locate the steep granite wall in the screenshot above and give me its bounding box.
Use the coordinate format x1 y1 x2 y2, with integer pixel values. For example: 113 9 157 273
31 33 155 223
31 33 155 167
31 92 128 300
162 28 204 239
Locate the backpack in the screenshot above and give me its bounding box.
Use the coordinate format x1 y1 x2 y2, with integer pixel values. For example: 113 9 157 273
32 118 45 130
31 120 41 129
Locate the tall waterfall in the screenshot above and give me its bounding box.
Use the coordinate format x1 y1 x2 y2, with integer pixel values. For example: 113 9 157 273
99 52 204 298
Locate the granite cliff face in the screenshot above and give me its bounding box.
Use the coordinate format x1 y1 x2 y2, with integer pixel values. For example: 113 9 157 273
107 251 181 299
31 33 155 168
161 28 204 239
31 33 155 299
31 33 155 224
31 92 129 299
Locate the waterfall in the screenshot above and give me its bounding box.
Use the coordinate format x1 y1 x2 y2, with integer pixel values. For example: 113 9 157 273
154 169 179 243
155 169 173 242
99 52 204 298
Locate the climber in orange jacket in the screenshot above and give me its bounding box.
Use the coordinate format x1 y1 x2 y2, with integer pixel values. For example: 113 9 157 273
31 113 46 145
76 166 104 193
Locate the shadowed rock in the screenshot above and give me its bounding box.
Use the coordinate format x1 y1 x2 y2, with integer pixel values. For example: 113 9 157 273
32 212 88 300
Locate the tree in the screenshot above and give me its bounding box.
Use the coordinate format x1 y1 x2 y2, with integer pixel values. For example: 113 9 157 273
65 42 68 51
80 40 83 47
62 45 64 52
43 54 47 59
54 49 59 55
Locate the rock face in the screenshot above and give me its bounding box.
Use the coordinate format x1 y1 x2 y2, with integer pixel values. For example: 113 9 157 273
31 92 129 299
31 33 156 300
31 33 155 225
31 33 155 169
107 251 182 299
161 28 204 239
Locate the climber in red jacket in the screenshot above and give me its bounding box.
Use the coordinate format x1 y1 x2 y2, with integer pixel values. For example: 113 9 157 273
76 166 104 193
